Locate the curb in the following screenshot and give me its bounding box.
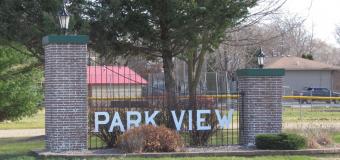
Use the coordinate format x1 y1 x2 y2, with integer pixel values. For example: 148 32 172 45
33 148 340 158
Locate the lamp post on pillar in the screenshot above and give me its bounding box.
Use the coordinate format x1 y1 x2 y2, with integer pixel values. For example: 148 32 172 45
237 47 284 146
43 0 88 152
256 48 265 69
58 0 70 35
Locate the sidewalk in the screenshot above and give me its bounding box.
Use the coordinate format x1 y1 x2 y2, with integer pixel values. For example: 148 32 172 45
0 129 44 138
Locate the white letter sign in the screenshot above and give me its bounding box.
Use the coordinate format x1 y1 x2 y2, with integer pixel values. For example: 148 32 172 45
197 110 211 130
145 111 159 126
93 109 234 132
215 109 234 129
109 112 125 132
94 112 109 132
127 111 142 129
171 110 186 131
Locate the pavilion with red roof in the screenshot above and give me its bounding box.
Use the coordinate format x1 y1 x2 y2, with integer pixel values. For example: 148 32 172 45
87 66 148 99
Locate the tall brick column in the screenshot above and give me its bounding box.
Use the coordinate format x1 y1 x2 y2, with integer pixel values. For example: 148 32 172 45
43 35 88 152
237 69 285 145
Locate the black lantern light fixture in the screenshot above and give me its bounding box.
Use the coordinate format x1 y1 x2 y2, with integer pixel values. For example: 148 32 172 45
257 47 265 69
58 0 70 35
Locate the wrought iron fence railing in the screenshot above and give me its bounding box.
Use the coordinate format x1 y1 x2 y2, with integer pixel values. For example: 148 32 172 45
86 56 242 149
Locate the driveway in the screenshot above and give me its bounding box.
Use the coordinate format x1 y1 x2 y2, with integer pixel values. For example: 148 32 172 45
0 129 45 138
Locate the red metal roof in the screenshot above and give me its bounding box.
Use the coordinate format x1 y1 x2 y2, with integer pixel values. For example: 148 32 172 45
87 66 147 85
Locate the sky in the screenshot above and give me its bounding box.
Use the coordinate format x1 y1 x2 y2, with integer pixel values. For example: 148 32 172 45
282 0 340 47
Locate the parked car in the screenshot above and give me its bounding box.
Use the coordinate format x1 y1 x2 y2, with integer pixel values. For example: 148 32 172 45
293 87 340 104
142 80 165 97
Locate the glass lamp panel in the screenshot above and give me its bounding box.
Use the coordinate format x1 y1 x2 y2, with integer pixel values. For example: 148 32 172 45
64 15 70 29
59 15 66 29
258 57 264 65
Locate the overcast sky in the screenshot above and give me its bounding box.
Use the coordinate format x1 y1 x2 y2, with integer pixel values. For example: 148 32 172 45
282 0 340 47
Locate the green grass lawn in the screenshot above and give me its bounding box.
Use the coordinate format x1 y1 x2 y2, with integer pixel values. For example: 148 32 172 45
283 107 340 122
1 107 340 159
0 132 339 159
333 132 340 143
0 136 333 160
0 136 44 160
127 157 316 160
0 109 44 130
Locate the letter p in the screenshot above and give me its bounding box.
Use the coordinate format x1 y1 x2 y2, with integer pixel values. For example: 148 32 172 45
94 112 109 132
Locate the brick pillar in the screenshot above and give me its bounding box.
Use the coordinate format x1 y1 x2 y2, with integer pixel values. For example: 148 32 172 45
43 35 88 152
237 69 285 145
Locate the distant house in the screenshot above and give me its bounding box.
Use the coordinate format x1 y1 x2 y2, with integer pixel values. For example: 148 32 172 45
87 66 148 99
264 56 340 94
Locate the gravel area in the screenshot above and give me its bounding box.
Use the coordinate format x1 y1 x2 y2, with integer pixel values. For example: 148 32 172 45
35 147 340 158
37 145 253 156
37 148 124 156
185 145 254 152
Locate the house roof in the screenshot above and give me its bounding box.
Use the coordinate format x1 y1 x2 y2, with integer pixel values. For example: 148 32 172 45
87 66 148 85
264 56 340 71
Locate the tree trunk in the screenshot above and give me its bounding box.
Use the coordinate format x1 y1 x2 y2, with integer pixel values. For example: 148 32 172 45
187 50 211 146
188 49 206 105
158 3 178 128
187 53 197 109
162 53 177 128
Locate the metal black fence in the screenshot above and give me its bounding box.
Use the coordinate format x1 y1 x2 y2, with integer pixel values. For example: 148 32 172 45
87 55 242 149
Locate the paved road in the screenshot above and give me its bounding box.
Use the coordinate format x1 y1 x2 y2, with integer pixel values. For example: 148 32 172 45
283 102 340 108
0 129 44 138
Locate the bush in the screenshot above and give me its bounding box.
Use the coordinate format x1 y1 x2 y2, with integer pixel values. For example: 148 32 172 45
256 133 306 150
118 125 184 153
295 124 336 148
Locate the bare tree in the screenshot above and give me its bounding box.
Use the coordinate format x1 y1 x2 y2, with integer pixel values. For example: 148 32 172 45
204 13 319 89
336 25 340 45
181 0 287 94
312 39 340 65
